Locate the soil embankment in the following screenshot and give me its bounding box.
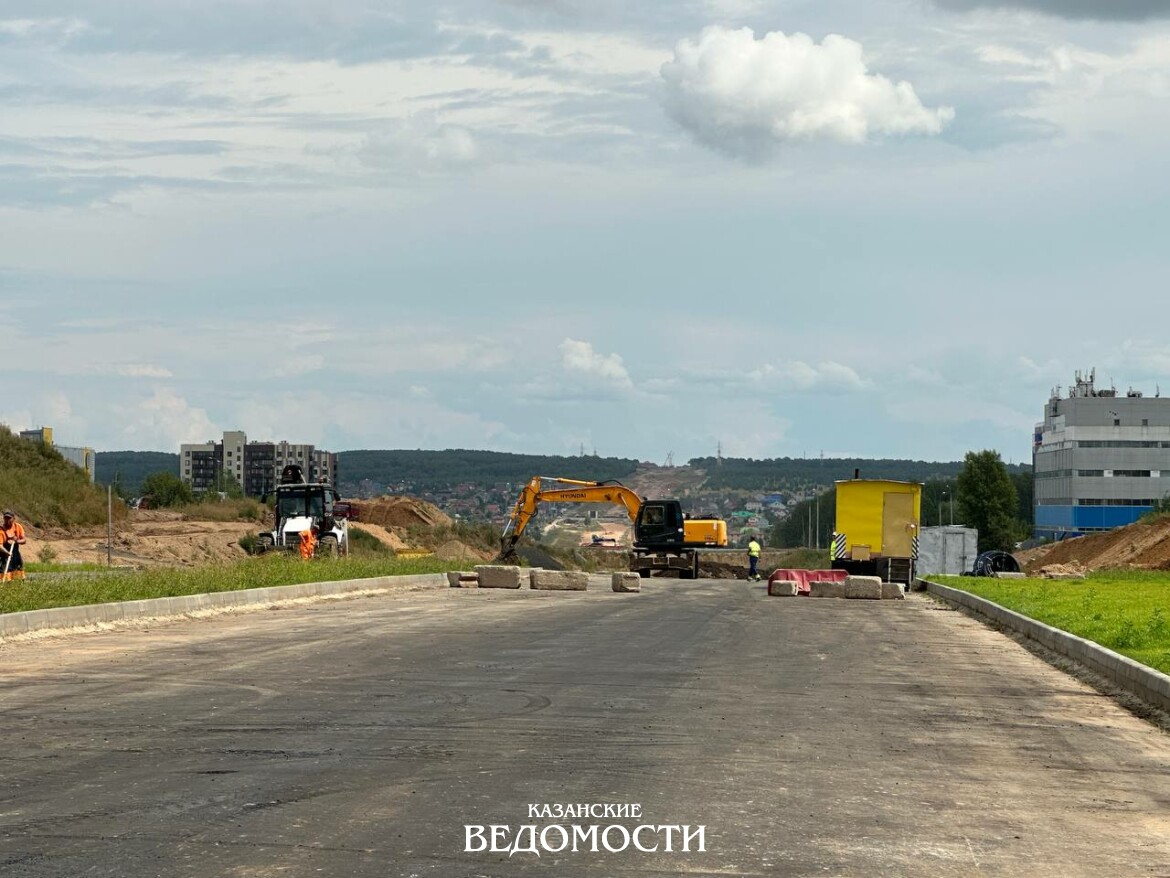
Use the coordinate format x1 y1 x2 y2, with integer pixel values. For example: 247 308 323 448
1018 517 1170 573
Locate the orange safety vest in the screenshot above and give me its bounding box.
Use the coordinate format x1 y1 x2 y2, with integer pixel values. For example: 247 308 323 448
299 529 316 560
2 520 26 580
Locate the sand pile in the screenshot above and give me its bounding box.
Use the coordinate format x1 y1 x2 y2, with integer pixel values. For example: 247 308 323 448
355 496 452 530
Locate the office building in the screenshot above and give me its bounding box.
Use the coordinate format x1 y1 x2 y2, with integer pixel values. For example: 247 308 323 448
1033 369 1170 538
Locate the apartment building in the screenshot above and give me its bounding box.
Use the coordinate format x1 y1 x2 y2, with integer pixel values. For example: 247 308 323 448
180 431 338 496
1033 370 1170 539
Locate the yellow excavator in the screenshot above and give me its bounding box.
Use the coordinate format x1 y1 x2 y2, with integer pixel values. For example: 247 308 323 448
497 477 727 578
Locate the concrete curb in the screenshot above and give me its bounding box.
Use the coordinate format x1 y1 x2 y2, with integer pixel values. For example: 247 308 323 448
0 573 447 639
924 579 1170 714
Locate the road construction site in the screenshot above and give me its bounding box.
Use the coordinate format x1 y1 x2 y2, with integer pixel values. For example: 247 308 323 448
2 579 1169 877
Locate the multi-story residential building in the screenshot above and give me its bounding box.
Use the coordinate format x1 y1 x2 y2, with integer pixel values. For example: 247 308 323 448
18 426 96 482
1033 369 1170 539
180 431 338 497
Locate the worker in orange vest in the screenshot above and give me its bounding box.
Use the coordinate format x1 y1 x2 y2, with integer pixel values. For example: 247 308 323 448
2 510 27 581
299 526 317 560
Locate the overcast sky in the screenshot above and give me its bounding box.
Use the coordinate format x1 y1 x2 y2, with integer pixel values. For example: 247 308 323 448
2 0 1168 464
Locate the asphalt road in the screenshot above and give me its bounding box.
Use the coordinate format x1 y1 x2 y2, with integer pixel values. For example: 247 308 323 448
2 580 1169 877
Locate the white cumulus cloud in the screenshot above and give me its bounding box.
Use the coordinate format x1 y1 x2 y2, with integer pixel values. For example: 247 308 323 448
660 26 955 159
559 338 633 388
750 360 868 392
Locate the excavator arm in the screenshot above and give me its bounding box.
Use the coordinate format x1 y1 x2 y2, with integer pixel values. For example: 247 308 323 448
497 477 643 562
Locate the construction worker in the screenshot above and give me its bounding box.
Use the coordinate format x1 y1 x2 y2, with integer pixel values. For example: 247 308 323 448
299 526 317 561
2 510 27 581
747 535 761 581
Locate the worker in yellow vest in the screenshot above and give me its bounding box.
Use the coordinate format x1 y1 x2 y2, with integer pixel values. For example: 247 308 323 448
747 536 761 581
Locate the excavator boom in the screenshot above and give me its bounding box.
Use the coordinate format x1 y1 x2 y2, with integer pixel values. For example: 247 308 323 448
498 477 642 560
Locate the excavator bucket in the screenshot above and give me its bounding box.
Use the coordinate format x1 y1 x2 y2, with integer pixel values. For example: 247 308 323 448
494 535 520 564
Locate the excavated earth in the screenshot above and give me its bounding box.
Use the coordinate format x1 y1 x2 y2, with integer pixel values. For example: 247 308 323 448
1019 516 1170 573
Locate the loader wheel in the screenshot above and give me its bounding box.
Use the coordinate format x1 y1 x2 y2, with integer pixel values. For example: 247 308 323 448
317 535 339 558
257 534 274 555
637 569 651 579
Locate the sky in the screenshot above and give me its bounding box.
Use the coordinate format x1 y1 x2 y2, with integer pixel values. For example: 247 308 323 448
2 0 1168 464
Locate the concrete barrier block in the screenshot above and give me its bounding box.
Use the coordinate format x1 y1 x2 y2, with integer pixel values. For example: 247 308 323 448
612 573 641 593
809 581 845 598
844 576 882 600
880 582 905 600
995 571 1027 580
447 571 479 588
768 580 799 597
474 565 523 589
530 569 588 591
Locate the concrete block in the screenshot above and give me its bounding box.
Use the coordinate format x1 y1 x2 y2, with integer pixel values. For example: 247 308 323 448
447 571 478 588
530 569 588 591
768 580 799 597
995 571 1027 580
880 582 905 600
844 576 882 600
809 581 845 598
474 565 523 589
612 573 641 593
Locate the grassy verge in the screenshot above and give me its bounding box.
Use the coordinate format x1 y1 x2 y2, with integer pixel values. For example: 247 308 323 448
0 554 466 615
934 571 1170 675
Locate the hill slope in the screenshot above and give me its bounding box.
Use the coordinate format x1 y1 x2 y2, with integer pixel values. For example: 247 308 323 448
0 427 127 528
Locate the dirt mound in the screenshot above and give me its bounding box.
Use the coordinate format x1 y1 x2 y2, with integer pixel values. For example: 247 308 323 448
355 496 451 530
349 522 410 551
434 540 492 562
1024 517 1170 573
34 517 257 568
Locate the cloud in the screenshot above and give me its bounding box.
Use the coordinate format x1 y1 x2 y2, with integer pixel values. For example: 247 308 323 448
115 388 218 450
660 26 954 160
559 338 633 388
750 360 869 393
934 0 1170 21
360 115 483 172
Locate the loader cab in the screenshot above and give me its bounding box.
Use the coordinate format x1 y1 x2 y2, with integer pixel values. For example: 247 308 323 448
634 500 685 549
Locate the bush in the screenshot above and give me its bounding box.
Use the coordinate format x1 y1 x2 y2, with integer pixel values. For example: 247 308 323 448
140 471 194 508
237 534 262 555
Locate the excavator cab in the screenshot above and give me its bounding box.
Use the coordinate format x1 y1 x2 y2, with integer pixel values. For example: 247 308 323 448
634 500 685 549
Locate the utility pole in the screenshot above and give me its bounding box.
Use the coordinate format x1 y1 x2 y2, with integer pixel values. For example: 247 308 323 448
107 485 113 567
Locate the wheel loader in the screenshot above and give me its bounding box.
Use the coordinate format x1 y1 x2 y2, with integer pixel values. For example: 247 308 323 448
256 464 349 557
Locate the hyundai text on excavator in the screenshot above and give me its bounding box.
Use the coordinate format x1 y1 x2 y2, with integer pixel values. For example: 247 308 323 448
497 477 727 579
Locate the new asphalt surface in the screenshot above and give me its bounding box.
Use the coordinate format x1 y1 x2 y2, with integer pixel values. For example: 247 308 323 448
2 579 1169 877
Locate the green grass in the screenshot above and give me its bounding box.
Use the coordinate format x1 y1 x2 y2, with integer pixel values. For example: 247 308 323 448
0 425 126 528
935 571 1170 675
26 562 109 573
0 554 467 615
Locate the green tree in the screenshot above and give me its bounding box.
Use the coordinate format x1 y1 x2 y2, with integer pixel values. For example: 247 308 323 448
140 471 194 508
957 450 1019 552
